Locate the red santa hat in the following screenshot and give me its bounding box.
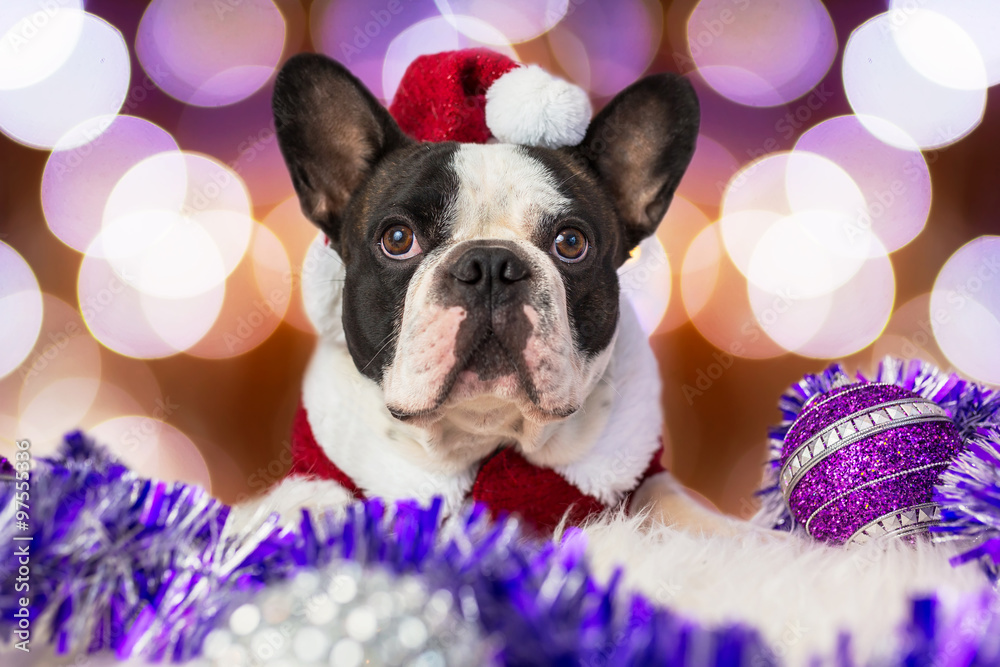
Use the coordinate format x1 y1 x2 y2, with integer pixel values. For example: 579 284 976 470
388 48 592 148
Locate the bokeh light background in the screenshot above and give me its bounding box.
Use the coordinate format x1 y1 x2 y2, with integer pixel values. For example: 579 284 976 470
1 0 998 515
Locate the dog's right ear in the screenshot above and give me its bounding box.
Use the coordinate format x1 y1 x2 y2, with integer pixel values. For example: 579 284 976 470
273 53 413 248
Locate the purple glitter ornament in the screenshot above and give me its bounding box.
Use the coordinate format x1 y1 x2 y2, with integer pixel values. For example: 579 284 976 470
779 381 964 545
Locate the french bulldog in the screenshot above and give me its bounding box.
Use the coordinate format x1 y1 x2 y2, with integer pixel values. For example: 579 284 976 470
241 52 737 535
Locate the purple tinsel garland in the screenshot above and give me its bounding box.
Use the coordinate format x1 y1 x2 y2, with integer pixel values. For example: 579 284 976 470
934 426 1000 573
756 356 1000 573
0 432 775 665
4 383 1000 665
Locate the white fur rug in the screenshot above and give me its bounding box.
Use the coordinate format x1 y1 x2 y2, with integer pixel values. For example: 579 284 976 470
577 512 985 665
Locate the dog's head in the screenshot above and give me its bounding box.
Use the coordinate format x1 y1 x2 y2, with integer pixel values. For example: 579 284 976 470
273 53 698 431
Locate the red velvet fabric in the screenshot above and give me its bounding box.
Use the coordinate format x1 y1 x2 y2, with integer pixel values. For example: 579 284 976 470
388 48 519 143
288 404 665 534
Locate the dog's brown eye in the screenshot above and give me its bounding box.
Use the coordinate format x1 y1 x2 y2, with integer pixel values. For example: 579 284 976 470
380 223 421 259
552 227 588 263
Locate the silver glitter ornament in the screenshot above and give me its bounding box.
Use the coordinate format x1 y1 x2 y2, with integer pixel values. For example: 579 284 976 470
200 562 491 666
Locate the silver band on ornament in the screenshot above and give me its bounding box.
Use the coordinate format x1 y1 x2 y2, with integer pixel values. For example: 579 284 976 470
845 503 941 546
794 382 893 419
780 399 949 501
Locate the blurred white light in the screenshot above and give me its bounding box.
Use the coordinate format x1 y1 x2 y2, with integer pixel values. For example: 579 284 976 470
723 151 868 223
136 0 286 107
103 150 189 226
795 115 930 253
676 135 740 209
78 247 225 359
686 0 836 107
550 0 661 97
42 115 179 253
0 242 43 380
16 295 102 449
843 12 986 149
931 236 1000 384
681 224 722 321
655 194 712 333
889 8 988 91
97 211 228 301
872 293 946 369
436 0 569 44
0 0 84 90
101 151 254 293
750 242 894 358
262 196 319 333
89 416 212 491
186 224 292 359
721 151 872 280
547 27 591 90
718 209 782 279
722 152 796 218
18 376 101 445
784 152 869 230
747 212 866 300
694 66 781 106
619 235 671 335
0 11 129 149
889 0 1000 86
681 223 786 359
383 16 517 102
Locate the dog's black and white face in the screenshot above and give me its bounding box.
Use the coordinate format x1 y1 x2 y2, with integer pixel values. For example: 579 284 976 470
273 54 698 434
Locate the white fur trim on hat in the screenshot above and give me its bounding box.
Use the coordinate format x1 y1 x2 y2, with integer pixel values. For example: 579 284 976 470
485 65 592 149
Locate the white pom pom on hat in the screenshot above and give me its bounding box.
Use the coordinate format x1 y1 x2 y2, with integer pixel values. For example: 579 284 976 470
485 64 592 148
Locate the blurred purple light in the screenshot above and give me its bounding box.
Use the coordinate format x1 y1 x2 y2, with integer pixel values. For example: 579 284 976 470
435 0 569 44
42 115 178 253
136 0 286 108
311 0 441 101
548 0 662 97
686 0 836 107
795 115 931 254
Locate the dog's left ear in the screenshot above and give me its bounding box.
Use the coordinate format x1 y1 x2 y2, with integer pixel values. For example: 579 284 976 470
272 53 413 249
572 73 699 262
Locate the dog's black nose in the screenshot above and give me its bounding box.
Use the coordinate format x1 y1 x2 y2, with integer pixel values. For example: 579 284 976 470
449 246 529 295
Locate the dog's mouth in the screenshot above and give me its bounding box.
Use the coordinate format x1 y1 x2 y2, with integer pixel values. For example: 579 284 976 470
460 330 515 380
386 327 577 423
